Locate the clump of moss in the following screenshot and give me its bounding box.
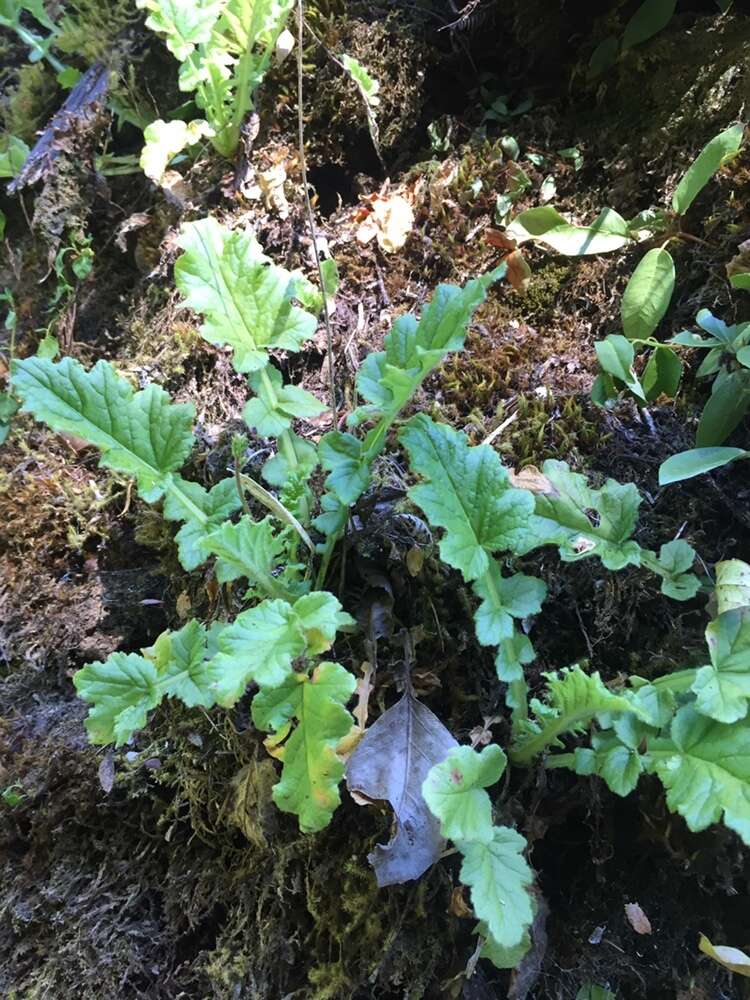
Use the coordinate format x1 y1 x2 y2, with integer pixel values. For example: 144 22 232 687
497 391 606 468
56 0 137 62
515 261 572 316
1 62 57 142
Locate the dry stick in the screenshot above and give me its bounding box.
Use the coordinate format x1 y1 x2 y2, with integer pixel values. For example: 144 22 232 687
296 0 337 424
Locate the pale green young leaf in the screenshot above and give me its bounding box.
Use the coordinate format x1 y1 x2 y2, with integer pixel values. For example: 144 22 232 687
340 53 381 109
175 217 317 373
621 247 675 340
472 565 547 646
140 118 214 183
12 357 195 501
74 652 161 747
211 591 353 703
262 433 318 487
253 661 357 832
400 415 535 581
512 666 636 763
200 514 289 591
691 609 750 723
525 460 642 570
135 0 222 60
244 365 325 436
495 630 536 682
318 431 369 505
656 539 701 601
423 744 506 844
459 826 534 948
646 704 750 844
148 619 221 707
672 124 744 215
163 477 241 570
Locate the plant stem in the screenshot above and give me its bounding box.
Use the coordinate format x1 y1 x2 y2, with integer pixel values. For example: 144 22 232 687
297 0 337 424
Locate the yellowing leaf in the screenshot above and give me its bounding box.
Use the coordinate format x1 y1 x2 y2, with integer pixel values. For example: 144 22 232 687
699 934 750 977
140 118 214 184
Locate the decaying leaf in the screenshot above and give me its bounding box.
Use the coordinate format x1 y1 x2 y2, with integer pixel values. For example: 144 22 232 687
507 466 555 495
345 690 457 886
699 934 750 977
355 191 414 253
624 901 652 935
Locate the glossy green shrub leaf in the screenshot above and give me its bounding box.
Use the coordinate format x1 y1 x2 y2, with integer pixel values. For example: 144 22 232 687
696 371 750 446
595 334 644 399
12 357 195 501
422 744 506 845
659 446 748 484
641 346 682 400
252 661 356 832
672 123 744 215
506 205 631 256
621 248 675 340
622 0 677 50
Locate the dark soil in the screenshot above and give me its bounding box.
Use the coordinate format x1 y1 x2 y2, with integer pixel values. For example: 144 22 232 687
2 2 750 998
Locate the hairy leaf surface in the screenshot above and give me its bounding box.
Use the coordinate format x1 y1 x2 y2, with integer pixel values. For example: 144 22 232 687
12 357 195 501
400 415 535 580
423 744 506 844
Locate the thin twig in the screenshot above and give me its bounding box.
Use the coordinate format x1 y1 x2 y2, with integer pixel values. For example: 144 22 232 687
296 0 337 424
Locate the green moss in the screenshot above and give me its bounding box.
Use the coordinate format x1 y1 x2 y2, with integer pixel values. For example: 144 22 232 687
497 392 606 467
515 262 572 316
2 62 57 142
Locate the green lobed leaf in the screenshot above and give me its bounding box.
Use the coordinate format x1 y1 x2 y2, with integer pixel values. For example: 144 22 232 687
621 248 675 340
479 924 531 969
74 652 162 747
199 514 291 593
340 53 380 109
691 609 750 723
163 477 242 570
136 0 221 60
252 661 356 832
473 565 547 647
175 217 317 373
459 826 535 949
244 365 325 436
656 539 701 601
74 620 220 746
211 592 354 704
525 460 642 570
12 357 195 501
400 414 535 580
318 432 370 505
646 703 750 844
570 732 644 796
423 744 506 845
672 123 744 215
512 666 636 763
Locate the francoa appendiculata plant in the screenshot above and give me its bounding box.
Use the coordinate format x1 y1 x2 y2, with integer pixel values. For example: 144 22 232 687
12 216 750 968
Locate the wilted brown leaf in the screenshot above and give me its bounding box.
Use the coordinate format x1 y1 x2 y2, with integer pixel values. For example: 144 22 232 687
624 901 652 935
